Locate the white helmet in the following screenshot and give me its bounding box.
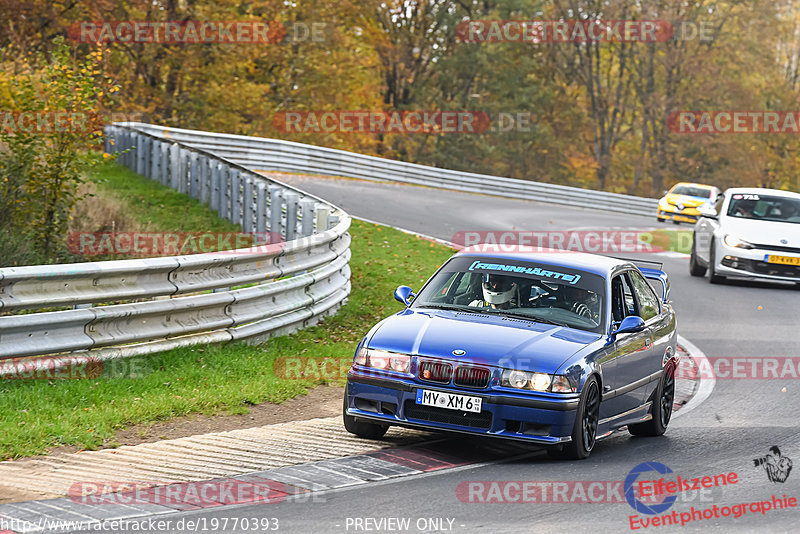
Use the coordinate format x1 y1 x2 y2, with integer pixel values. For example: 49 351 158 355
482 275 516 305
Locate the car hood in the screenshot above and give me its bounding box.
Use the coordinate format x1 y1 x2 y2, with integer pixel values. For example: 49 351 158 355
664 193 709 208
721 217 800 247
368 309 601 372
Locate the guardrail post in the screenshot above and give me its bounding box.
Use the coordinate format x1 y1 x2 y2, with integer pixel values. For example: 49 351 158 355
178 147 189 194
189 152 199 199
268 185 283 236
210 161 221 211
151 139 160 183
169 144 180 190
104 126 112 154
300 199 315 237
199 155 210 204
142 136 151 179
230 169 242 226
160 142 169 186
124 130 133 168
284 192 299 242
135 133 145 175
243 176 254 234
218 164 230 220
315 204 330 233
119 129 128 166
255 182 267 235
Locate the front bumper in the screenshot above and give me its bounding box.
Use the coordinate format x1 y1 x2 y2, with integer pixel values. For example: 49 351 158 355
345 372 579 444
714 242 800 282
657 207 699 223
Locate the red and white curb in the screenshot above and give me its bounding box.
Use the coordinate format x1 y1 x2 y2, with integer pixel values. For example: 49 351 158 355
0 440 526 533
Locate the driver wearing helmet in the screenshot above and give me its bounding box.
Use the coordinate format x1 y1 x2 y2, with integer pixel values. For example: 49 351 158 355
734 199 756 218
470 274 518 309
561 285 600 322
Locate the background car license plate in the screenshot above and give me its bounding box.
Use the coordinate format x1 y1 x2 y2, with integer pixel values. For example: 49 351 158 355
765 255 800 266
416 389 482 413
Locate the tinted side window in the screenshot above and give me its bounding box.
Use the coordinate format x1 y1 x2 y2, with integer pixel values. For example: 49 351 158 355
630 271 660 321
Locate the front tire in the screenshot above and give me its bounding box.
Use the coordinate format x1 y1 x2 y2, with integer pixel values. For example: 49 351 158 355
708 241 725 284
689 237 706 277
548 376 600 460
342 394 388 439
628 366 675 437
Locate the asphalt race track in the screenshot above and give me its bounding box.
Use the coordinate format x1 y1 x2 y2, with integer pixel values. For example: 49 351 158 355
68 176 800 533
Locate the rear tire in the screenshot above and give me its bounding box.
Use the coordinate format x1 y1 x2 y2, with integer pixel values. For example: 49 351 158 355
547 376 600 460
708 242 725 284
342 394 388 440
628 366 675 437
689 237 706 277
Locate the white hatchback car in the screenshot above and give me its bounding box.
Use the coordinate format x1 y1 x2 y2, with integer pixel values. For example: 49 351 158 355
690 188 800 285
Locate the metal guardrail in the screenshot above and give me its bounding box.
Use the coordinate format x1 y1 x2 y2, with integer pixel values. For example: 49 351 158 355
0 124 351 363
126 122 659 215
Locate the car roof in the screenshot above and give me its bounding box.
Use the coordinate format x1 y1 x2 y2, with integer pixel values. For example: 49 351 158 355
455 246 635 277
723 187 800 199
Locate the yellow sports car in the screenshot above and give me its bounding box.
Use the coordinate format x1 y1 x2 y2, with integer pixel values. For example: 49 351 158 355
657 182 721 224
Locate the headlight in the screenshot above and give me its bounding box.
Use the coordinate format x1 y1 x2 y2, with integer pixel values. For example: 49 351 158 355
658 198 670 208
353 348 410 373
506 370 529 388
501 369 573 393
723 234 754 249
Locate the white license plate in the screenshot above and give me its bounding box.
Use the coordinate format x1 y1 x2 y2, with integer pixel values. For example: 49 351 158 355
416 389 482 413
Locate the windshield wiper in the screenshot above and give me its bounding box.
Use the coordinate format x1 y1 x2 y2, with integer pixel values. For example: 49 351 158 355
476 308 569 327
416 303 473 312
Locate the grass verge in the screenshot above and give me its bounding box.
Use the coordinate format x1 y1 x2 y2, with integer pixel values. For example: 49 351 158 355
0 217 455 459
87 159 241 235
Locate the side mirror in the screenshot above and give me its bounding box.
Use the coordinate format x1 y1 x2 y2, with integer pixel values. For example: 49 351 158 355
663 190 669 196
614 316 646 335
394 285 415 306
697 204 717 219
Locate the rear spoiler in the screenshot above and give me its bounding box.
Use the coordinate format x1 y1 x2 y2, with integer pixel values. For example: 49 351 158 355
639 267 671 303
609 257 670 303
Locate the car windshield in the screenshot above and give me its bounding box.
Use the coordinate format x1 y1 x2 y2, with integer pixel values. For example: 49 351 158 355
671 185 713 198
411 256 606 333
726 194 800 223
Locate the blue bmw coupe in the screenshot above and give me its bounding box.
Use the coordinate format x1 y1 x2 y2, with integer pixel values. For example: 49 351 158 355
344 247 678 459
